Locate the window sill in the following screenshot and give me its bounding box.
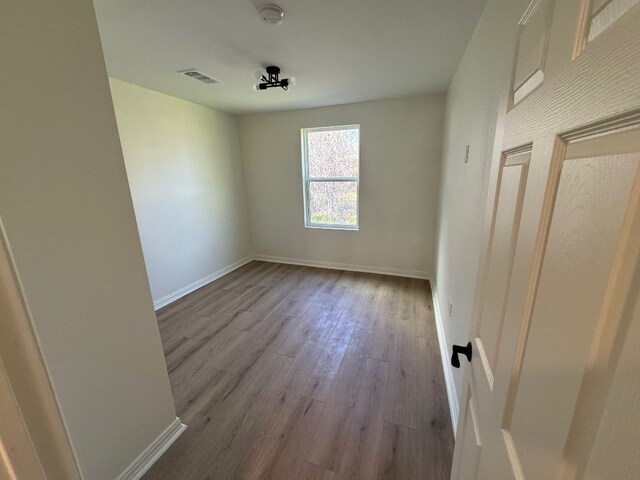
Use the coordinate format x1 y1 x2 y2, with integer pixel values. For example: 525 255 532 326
304 224 359 231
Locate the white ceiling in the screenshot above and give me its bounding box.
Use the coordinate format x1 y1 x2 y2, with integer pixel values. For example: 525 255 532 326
93 0 487 114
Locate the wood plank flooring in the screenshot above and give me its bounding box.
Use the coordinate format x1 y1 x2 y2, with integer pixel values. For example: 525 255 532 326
143 261 454 480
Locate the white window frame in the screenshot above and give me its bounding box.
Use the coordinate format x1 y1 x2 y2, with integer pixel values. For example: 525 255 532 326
301 124 360 231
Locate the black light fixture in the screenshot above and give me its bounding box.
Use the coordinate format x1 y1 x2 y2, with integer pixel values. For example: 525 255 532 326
253 66 296 91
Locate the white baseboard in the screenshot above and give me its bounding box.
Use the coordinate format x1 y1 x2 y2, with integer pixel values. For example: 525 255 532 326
116 417 187 480
254 254 430 280
153 255 254 310
428 276 459 437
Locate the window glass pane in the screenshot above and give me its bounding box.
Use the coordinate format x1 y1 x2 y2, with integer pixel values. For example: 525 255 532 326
309 181 357 226
307 128 359 177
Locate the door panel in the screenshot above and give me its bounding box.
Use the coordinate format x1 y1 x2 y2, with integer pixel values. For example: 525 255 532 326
587 0 640 42
582 287 640 480
558 126 640 480
505 130 640 479
512 0 555 105
477 152 530 385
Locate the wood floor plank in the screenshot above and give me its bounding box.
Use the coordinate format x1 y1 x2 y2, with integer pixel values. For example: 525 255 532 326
305 394 356 472
171 364 227 424
307 358 389 475
142 261 453 480
326 330 372 406
296 462 337 480
142 413 223 479
273 310 338 359
168 326 248 376
230 390 325 480
383 333 426 430
369 317 400 363
408 278 434 339
156 260 272 324
376 420 452 480
300 311 358 401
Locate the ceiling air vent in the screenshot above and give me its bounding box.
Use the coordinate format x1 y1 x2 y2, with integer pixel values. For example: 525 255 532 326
178 69 220 85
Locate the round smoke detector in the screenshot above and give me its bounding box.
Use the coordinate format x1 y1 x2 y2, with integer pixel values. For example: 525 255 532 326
259 4 284 25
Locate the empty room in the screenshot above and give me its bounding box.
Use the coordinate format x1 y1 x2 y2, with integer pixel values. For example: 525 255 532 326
1 0 640 479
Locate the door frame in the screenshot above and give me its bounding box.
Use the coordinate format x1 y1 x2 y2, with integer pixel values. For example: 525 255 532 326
0 217 81 479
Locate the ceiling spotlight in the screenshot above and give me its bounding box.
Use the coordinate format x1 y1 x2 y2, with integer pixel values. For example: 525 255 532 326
259 4 284 25
253 66 295 91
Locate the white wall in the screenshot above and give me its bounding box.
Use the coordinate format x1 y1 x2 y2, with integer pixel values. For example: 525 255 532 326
239 95 445 276
109 79 252 305
0 2 177 479
434 0 531 411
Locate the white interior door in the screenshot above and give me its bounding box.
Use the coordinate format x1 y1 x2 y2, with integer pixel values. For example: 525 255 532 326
451 0 640 479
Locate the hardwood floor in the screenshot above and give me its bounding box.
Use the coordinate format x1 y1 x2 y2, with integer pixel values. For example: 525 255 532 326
143 261 454 480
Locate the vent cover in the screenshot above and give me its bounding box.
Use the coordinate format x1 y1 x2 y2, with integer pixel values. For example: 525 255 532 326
178 69 220 85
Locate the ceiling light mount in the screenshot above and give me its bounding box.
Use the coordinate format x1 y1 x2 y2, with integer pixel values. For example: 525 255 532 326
254 66 296 91
259 4 284 25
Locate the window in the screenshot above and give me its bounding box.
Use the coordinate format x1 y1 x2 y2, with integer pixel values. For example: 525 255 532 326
301 125 360 230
